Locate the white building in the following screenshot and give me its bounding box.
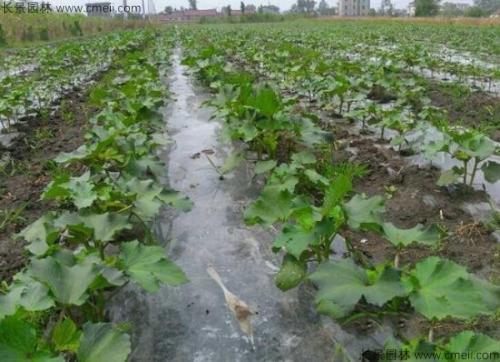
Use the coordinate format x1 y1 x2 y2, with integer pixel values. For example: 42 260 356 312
408 1 416 16
338 0 370 16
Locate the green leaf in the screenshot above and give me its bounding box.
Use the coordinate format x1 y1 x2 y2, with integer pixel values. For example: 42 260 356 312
120 241 188 292
67 172 98 209
304 169 329 186
158 190 193 212
55 212 132 243
239 121 258 142
382 223 440 248
52 318 81 353
273 224 315 259
482 161 500 184
244 189 296 226
0 316 63 362
247 86 281 118
322 175 352 216
310 259 405 319
54 145 90 164
344 194 384 232
122 178 169 220
127 155 166 179
254 160 277 174
290 204 322 230
275 255 307 291
446 331 500 362
220 152 243 175
0 279 55 319
77 323 131 362
402 256 495 320
18 281 55 312
461 134 496 160
291 151 316 165
27 257 98 306
17 213 58 256
437 168 461 187
0 287 22 319
0 316 35 361
44 172 97 209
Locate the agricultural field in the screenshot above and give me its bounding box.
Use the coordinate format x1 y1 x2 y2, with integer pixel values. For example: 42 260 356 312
0 19 499 361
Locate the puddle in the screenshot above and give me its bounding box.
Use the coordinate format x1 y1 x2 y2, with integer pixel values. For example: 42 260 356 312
109 48 387 361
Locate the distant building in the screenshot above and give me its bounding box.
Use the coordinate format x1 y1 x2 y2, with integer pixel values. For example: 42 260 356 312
86 2 113 17
408 1 416 16
441 1 470 11
233 6 256 15
394 8 408 16
259 5 280 14
159 9 219 21
245 4 257 13
338 0 370 16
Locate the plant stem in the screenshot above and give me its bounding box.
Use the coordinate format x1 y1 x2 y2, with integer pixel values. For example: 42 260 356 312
98 241 105 260
463 160 468 185
469 158 479 187
394 247 401 268
130 211 154 244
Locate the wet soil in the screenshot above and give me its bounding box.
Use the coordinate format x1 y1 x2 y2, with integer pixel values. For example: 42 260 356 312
327 126 499 341
0 91 95 281
109 50 386 362
343 136 495 273
428 82 500 141
225 52 500 344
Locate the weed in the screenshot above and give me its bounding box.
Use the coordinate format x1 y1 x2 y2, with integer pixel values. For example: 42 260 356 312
0 203 28 233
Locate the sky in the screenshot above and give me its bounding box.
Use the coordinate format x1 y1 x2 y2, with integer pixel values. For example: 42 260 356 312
47 0 474 13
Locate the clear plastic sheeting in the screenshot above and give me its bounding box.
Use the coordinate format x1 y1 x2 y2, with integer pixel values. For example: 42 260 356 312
109 49 387 362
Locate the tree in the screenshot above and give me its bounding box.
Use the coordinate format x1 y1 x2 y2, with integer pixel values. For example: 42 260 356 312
164 6 173 14
258 5 280 13
188 0 197 10
415 0 439 16
465 5 487 16
241 1 245 13
380 0 394 15
317 0 336 15
440 2 463 16
291 0 316 13
473 0 499 14
317 0 329 14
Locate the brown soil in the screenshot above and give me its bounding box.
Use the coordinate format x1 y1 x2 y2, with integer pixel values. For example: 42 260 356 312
0 93 95 282
329 127 499 340
231 53 500 340
428 83 500 141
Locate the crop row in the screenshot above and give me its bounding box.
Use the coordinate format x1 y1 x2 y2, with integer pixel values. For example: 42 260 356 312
179 26 499 360
188 25 500 189
0 31 154 131
311 20 499 62
0 30 191 361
